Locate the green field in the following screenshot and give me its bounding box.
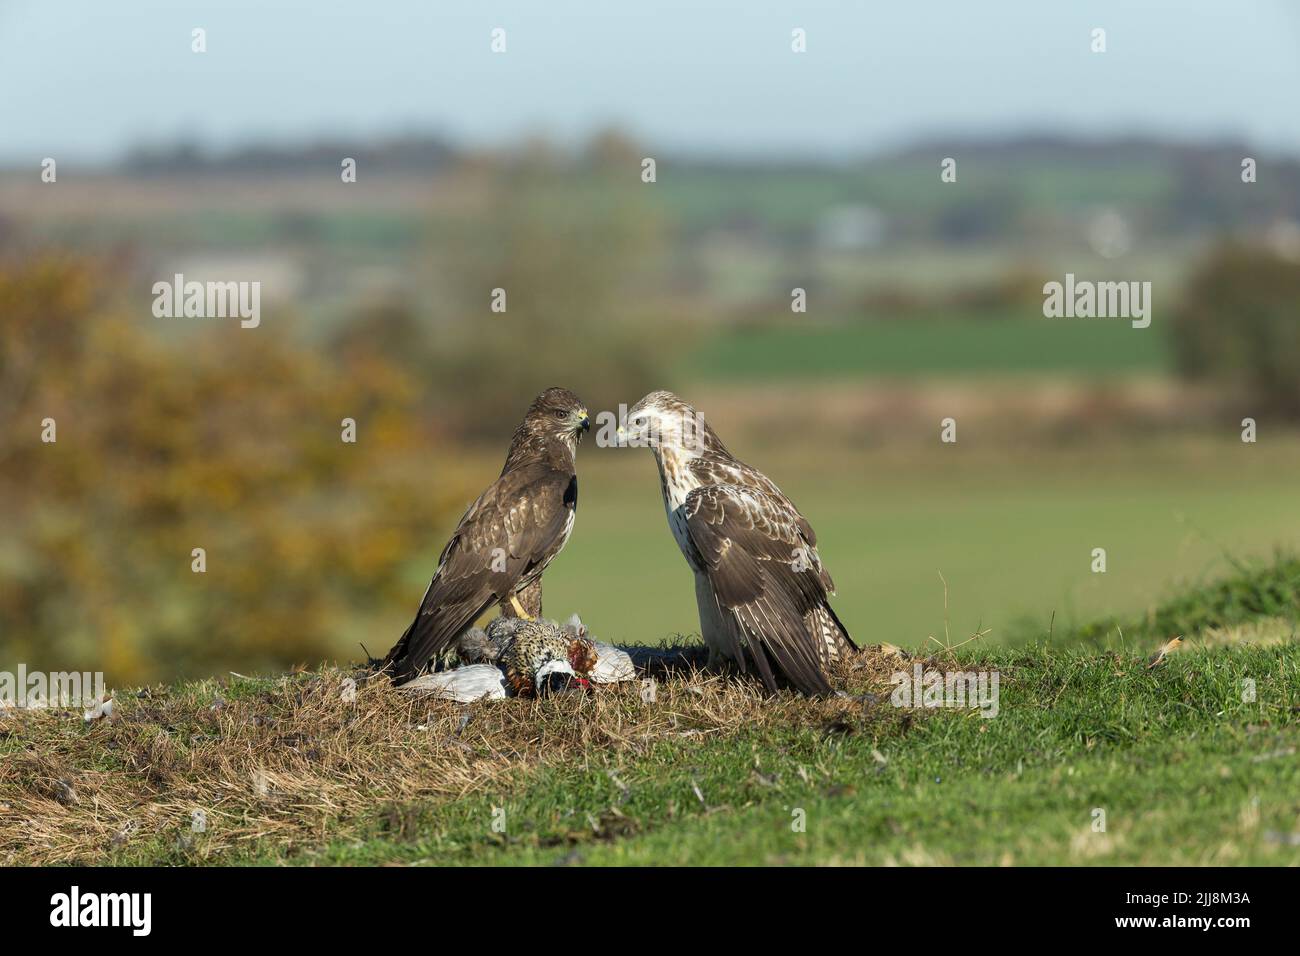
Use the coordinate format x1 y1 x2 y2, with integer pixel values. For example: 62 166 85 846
652 160 1178 230
466 436 1300 658
684 316 1170 381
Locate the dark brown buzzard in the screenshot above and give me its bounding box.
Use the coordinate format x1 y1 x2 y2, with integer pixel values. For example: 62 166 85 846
381 388 589 683
621 390 856 696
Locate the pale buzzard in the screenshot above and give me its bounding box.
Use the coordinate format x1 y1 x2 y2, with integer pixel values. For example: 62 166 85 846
621 390 856 696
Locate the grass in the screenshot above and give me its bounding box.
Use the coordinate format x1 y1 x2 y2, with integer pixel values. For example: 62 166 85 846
3 555 1299 866
281 646 1300 866
683 315 1170 381
1065 553 1300 649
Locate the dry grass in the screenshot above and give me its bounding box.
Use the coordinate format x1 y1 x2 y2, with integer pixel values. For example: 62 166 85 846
0 646 908 865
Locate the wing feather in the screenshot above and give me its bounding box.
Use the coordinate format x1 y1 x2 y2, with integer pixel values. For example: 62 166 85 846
383 465 576 682
690 456 835 592
682 484 839 696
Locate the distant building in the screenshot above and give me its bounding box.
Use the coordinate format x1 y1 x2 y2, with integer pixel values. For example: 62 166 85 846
817 204 886 251
162 255 303 304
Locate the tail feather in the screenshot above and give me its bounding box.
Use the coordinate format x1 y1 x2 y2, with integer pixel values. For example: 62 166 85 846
807 603 857 669
381 597 492 684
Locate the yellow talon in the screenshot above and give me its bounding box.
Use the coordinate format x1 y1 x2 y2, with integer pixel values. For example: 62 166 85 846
509 594 536 620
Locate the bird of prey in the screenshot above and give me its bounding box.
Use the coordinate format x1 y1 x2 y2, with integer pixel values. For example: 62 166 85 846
381 387 590 684
620 390 856 696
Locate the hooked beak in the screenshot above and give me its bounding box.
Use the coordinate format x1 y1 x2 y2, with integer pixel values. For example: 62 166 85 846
579 411 590 433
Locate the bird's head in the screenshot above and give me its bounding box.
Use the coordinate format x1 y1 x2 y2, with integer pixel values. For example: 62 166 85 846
618 390 711 455
566 636 599 676
523 387 590 449
535 656 592 697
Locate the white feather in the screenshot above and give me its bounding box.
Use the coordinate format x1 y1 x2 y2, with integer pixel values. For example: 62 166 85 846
397 664 507 702
535 659 575 681
590 642 636 683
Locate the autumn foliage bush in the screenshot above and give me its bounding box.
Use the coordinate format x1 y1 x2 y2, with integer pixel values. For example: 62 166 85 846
0 255 463 684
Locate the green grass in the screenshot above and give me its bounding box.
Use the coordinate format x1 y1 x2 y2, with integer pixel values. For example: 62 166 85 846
684 315 1170 381
8 555 1298 866
253 642 1300 866
1067 554 1300 648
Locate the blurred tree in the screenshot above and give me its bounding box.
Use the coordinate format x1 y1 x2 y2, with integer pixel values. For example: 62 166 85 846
422 144 679 436
1168 243 1300 419
0 255 464 684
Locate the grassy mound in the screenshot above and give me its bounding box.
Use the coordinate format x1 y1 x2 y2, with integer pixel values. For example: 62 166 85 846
2 556 1298 866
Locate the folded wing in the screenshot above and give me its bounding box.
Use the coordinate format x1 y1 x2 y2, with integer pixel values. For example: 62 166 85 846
682 484 850 696
383 465 576 682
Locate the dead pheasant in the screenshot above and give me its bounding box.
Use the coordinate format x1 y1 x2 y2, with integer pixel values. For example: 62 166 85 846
496 618 597 697
401 615 626 701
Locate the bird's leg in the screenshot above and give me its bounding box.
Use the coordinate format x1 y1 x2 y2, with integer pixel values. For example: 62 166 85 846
508 593 536 621
503 579 542 620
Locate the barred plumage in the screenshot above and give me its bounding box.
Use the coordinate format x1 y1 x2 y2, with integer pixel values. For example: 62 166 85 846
496 618 598 697
623 390 858 696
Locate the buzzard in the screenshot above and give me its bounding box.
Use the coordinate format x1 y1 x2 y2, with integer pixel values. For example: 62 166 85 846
620 390 856 696
381 387 590 683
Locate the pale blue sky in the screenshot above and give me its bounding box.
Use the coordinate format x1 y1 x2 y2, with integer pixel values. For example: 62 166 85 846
2 0 1298 164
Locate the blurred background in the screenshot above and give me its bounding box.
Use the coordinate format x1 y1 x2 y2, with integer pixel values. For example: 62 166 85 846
3 0 1300 685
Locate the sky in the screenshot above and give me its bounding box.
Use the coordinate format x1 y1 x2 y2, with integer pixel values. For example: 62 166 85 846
1 0 1298 164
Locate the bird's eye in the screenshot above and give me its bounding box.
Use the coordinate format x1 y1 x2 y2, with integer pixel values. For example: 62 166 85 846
553 409 566 419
